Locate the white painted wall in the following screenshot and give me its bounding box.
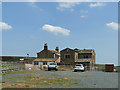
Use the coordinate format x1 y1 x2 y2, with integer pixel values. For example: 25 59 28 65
33 61 55 69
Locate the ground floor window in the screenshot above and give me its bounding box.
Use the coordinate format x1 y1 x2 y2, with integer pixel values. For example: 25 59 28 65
43 62 47 65
34 61 38 65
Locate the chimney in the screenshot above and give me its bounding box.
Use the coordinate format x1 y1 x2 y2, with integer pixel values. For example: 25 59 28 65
44 43 48 50
55 46 59 52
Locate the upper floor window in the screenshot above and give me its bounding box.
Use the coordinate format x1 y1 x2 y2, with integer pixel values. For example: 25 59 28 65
65 54 70 59
84 55 88 58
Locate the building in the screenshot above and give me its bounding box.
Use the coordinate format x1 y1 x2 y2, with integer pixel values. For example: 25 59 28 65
60 48 95 70
33 43 60 68
33 43 95 70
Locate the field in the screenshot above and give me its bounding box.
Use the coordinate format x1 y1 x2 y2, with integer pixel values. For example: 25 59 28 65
2 70 118 88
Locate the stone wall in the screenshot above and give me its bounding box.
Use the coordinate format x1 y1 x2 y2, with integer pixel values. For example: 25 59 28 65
60 48 76 65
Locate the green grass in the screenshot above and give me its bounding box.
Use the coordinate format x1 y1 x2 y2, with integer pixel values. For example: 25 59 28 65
2 70 77 88
2 71 25 75
2 70 85 88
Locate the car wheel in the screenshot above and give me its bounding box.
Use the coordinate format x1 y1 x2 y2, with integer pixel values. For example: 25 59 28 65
81 70 84 72
48 68 51 71
74 70 77 72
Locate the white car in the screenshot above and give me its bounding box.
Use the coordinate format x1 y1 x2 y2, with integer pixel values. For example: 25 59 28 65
48 62 58 71
74 64 85 72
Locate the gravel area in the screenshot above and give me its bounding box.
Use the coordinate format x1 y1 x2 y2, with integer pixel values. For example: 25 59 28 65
2 70 118 88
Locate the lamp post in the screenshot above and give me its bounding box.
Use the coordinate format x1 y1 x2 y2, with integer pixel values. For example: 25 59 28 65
27 54 29 57
26 54 29 63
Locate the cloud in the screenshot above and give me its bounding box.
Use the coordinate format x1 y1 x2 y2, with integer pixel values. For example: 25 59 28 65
42 24 70 36
80 15 87 18
106 22 118 30
28 0 38 8
0 22 12 31
56 2 80 11
28 0 43 11
29 2 38 8
89 2 106 8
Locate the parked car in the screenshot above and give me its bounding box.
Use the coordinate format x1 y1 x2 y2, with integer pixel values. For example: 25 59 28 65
48 62 58 71
74 64 84 72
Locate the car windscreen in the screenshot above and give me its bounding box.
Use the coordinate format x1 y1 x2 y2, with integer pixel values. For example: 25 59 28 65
50 63 56 65
76 65 81 66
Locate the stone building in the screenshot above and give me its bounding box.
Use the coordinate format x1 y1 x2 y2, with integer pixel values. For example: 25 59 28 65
33 43 95 70
60 48 95 70
33 43 60 68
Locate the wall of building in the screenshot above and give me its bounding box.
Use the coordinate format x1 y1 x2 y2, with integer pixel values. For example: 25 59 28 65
60 48 76 65
92 52 95 66
60 48 96 68
33 61 54 69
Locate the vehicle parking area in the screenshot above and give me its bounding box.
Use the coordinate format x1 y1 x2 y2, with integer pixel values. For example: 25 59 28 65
2 70 118 88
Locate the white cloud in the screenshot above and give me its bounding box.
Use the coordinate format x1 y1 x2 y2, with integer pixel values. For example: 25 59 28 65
80 15 87 18
89 2 106 8
29 2 38 8
56 2 80 11
28 0 38 8
0 22 12 31
106 22 118 30
42 24 70 36
28 1 43 11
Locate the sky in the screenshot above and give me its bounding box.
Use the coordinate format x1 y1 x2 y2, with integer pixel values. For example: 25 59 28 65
2 2 118 65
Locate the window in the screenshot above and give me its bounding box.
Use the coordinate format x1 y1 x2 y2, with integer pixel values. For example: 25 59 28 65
50 63 56 65
84 56 88 58
65 54 70 59
76 64 82 66
43 62 47 65
34 61 38 65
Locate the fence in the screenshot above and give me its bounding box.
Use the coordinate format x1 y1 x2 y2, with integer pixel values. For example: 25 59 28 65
83 66 105 71
1 61 25 73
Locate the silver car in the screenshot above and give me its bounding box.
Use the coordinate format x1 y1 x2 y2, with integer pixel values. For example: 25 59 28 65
48 62 58 71
74 64 85 72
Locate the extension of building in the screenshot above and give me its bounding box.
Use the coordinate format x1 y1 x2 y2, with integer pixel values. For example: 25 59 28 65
60 48 95 70
33 43 95 70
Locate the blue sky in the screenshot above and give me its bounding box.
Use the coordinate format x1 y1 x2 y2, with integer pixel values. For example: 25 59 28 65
2 2 118 65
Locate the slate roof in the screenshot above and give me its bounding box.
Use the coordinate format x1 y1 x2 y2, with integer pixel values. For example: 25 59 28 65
34 58 55 62
75 59 92 62
48 49 60 54
34 58 60 63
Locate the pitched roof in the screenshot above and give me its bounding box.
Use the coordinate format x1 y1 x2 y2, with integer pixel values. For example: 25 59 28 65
75 59 91 62
48 49 57 52
61 48 95 54
60 48 75 52
74 49 95 53
37 49 60 55
34 58 56 62
34 58 60 63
